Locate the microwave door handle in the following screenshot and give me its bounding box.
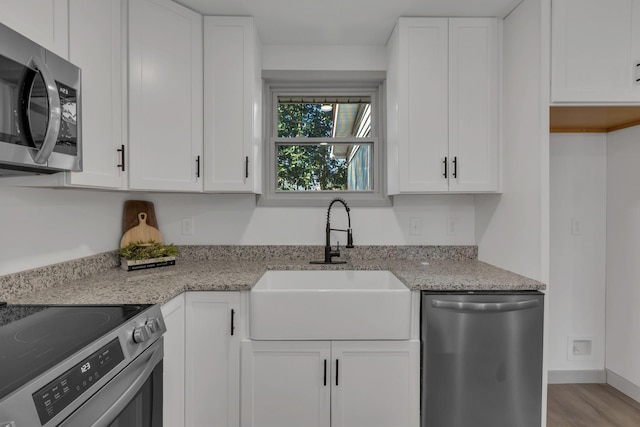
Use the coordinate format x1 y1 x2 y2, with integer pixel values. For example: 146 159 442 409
27 55 61 164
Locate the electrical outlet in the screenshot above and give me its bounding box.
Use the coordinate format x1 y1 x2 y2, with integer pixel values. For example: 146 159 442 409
568 336 594 360
447 217 458 236
571 218 583 235
410 217 422 236
181 217 194 236
572 340 591 356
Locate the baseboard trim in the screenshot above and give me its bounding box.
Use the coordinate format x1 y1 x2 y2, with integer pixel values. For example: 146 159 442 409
607 369 640 403
547 370 606 384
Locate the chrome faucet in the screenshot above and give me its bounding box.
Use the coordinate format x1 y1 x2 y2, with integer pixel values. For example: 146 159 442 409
311 197 354 264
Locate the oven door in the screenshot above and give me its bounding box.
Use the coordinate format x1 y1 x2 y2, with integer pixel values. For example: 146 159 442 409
59 338 163 427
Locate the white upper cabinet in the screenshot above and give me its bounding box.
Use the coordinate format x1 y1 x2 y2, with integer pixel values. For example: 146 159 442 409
67 0 127 189
551 0 640 103
0 0 69 58
448 18 499 192
128 0 203 191
387 18 449 193
203 17 262 193
387 17 499 194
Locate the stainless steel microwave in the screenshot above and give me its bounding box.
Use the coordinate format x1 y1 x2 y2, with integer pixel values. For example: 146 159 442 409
0 22 81 177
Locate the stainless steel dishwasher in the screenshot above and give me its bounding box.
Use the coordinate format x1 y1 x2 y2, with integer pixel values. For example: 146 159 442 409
421 291 544 427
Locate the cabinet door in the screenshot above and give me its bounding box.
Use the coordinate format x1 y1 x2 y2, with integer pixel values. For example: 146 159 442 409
67 0 126 189
186 292 240 427
128 0 203 191
161 294 186 427
448 18 499 192
331 341 420 427
395 18 449 193
203 17 262 193
241 341 331 427
552 0 640 103
0 0 68 58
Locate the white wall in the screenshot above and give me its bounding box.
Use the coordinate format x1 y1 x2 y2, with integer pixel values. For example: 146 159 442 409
606 124 640 389
475 0 549 283
0 187 131 275
145 193 476 246
0 187 475 275
549 133 607 373
262 45 386 71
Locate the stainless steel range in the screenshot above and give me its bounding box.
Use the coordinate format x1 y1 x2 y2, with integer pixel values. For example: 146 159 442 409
0 303 165 427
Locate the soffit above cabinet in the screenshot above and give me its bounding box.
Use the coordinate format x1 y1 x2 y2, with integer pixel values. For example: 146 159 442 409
174 0 521 45
550 106 640 133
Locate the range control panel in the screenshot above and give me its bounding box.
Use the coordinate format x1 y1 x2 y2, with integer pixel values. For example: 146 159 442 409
33 338 124 425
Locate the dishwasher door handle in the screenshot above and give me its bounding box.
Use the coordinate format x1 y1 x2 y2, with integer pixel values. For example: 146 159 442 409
431 299 540 312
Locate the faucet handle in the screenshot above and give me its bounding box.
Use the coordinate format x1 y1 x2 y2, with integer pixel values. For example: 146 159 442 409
331 241 341 257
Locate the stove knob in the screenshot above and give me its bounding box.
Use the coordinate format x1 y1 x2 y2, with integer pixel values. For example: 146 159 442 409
132 325 150 343
146 318 161 334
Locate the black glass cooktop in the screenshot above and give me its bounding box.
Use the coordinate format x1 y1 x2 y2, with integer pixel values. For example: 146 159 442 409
0 304 150 401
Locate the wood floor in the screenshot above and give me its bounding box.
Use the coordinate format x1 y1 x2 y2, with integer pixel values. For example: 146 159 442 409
547 384 640 427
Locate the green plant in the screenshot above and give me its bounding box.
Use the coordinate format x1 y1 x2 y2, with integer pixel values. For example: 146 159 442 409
118 241 179 261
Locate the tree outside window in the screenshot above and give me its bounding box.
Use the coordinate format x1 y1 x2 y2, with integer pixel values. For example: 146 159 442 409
276 97 372 192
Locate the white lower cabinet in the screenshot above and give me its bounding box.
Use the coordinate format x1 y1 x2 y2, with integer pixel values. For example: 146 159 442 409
241 340 420 427
331 341 420 427
241 341 331 427
161 294 186 427
186 292 241 427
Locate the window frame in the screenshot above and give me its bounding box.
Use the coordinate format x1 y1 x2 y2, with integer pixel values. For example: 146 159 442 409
258 80 389 207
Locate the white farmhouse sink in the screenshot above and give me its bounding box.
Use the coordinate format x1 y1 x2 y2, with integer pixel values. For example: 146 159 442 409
249 270 411 340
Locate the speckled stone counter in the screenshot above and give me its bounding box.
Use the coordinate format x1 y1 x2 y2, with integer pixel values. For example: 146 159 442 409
0 245 545 305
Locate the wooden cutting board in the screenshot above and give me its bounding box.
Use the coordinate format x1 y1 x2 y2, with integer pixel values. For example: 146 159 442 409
120 212 163 247
122 200 158 233
120 200 163 248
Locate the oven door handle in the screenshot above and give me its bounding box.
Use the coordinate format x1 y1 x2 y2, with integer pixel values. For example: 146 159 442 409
26 55 61 165
90 342 163 427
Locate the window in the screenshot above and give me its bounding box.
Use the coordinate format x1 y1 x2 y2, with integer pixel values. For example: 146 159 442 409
260 81 388 206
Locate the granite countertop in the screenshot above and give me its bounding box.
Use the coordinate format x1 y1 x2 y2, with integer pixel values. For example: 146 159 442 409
2 246 545 305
